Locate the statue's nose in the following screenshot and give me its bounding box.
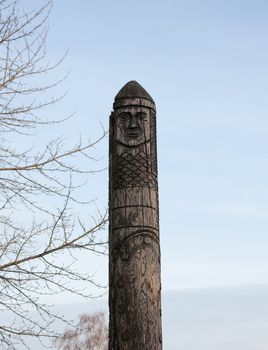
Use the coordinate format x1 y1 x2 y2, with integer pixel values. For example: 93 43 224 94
129 115 139 129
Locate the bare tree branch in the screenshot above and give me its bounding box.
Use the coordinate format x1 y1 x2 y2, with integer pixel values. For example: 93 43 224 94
0 1 108 349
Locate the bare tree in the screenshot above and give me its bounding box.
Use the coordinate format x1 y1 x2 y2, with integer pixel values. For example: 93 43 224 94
55 312 108 350
0 1 107 349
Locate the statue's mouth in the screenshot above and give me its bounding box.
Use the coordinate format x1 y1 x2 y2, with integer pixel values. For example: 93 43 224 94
127 131 140 138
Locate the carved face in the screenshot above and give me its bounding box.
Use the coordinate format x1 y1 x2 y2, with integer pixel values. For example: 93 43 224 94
115 106 151 146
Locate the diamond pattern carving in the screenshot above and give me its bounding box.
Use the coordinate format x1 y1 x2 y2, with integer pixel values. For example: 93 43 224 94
113 151 157 189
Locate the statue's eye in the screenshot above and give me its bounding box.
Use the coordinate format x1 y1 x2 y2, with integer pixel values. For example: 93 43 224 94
119 113 129 122
137 113 147 121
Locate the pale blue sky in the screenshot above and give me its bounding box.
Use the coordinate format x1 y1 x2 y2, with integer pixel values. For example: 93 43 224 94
19 286 268 350
26 0 268 291
14 1 268 349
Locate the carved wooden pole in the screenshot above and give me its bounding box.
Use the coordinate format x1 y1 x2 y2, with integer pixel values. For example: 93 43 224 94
109 81 162 349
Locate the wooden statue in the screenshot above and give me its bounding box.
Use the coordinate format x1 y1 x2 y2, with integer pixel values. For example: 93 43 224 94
109 81 162 349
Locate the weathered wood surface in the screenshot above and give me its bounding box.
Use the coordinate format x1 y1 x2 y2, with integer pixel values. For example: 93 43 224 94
109 81 162 349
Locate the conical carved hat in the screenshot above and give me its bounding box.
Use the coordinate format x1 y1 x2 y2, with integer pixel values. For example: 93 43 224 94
113 81 155 110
